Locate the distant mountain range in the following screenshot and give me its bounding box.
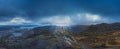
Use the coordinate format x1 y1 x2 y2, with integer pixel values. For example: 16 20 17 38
85 23 120 32
11 22 120 34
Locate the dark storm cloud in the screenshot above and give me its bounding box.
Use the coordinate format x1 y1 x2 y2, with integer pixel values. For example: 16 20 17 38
0 0 86 19
0 0 120 22
77 0 120 16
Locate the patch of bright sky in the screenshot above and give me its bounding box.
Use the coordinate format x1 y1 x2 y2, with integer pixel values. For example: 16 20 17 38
0 17 32 25
10 17 32 23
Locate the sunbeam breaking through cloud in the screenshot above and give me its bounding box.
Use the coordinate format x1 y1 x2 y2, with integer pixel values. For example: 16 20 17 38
40 16 72 26
38 13 109 26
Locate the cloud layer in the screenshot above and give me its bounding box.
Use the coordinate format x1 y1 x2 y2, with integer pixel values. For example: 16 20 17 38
0 0 119 25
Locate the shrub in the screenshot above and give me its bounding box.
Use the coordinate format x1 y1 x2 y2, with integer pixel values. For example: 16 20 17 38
108 40 117 45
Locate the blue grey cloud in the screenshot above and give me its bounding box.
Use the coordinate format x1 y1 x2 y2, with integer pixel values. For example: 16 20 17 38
0 0 119 25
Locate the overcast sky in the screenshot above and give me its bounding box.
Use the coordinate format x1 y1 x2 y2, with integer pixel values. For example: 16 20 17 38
0 0 120 25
